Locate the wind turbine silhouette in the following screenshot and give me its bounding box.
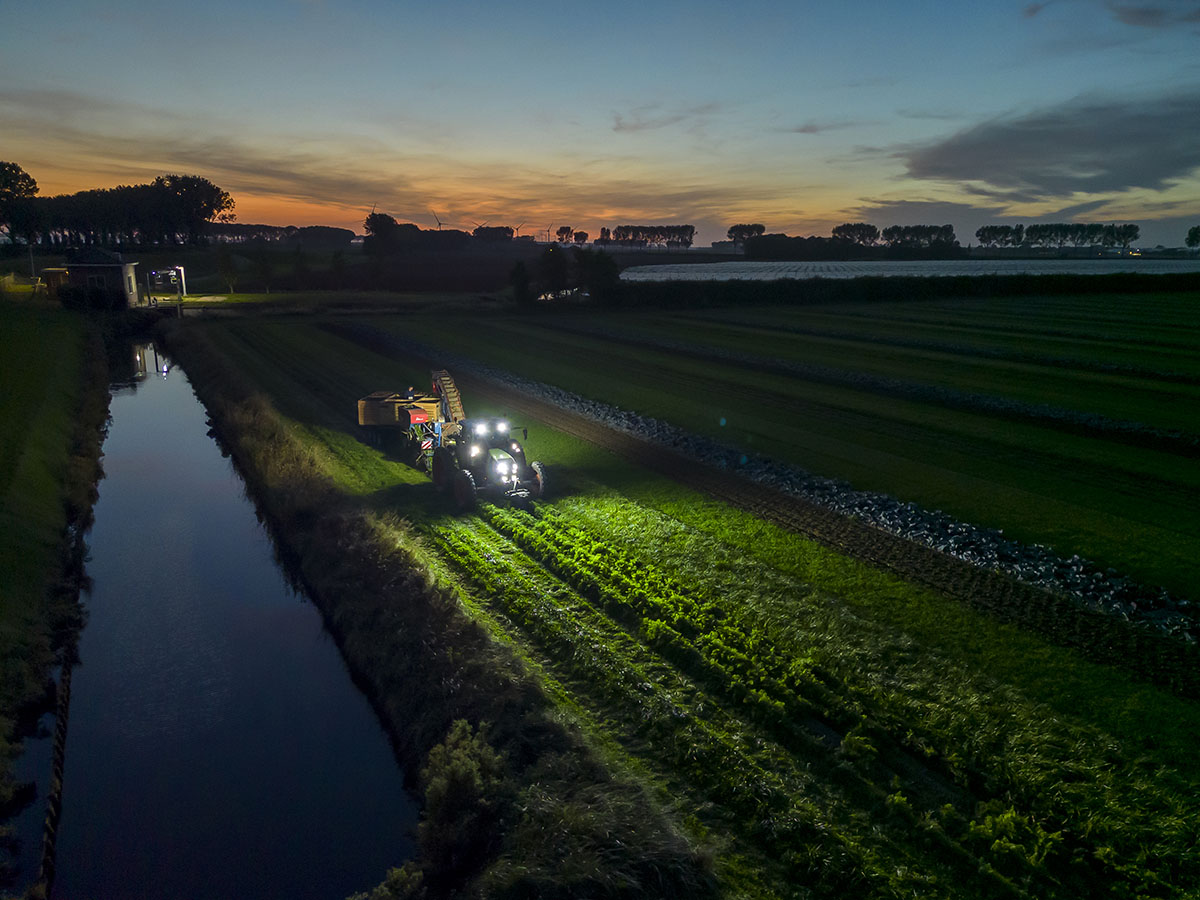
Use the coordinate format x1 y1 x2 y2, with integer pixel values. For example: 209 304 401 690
514 222 525 238
544 223 554 242
431 211 442 230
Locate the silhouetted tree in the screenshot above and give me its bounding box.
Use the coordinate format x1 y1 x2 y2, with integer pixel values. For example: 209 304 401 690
510 260 533 306
538 244 569 295
573 230 588 244
472 224 513 242
571 247 620 301
215 243 238 293
727 223 766 248
1187 225 1200 248
831 222 879 246
556 225 574 244
0 161 38 244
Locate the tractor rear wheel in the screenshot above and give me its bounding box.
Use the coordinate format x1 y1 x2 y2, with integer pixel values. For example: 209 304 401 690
530 461 547 499
432 447 453 491
453 468 477 511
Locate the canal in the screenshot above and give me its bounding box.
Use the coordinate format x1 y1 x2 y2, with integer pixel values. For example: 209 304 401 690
45 342 415 898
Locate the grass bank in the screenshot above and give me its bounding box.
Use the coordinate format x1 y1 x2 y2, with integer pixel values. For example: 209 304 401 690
0 300 109 888
184 316 1200 899
158 320 713 899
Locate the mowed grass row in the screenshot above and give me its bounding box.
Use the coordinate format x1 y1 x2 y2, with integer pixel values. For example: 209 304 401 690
688 292 1200 376
559 309 1200 434
192 318 1200 899
375 305 1199 600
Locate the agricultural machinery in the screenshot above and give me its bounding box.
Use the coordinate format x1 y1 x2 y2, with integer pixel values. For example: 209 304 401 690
357 369 546 510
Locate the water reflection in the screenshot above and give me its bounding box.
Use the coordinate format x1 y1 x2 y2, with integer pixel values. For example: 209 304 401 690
47 342 415 899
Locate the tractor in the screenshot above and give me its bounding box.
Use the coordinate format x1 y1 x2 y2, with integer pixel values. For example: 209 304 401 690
431 416 546 510
358 370 546 510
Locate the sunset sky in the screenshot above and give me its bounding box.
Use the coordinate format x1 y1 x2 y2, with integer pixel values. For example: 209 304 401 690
3 0 1198 246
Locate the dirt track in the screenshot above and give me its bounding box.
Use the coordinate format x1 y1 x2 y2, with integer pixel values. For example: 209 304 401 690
330 322 1200 700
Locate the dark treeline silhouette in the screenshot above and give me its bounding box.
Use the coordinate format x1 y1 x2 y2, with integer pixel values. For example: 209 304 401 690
594 224 696 248
727 223 766 248
747 224 963 261
975 223 1140 249
362 212 472 254
208 222 355 248
1 162 233 248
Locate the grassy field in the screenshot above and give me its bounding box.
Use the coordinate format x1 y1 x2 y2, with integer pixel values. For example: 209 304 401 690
371 291 1199 601
180 315 1200 899
0 299 99 846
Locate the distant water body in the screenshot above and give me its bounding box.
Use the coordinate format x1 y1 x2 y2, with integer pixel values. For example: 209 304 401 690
621 258 1200 281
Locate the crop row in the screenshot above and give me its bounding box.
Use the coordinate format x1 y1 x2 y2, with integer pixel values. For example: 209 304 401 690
472 501 1199 898
428 517 1013 898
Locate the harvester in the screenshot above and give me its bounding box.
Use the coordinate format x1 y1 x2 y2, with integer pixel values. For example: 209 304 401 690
357 370 546 510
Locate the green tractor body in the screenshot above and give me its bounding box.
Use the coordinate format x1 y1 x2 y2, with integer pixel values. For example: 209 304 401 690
432 416 546 510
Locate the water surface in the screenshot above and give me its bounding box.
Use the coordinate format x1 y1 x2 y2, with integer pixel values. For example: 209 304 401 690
50 344 415 899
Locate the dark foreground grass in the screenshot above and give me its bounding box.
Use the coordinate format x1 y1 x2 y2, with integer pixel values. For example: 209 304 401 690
182 317 1200 899
0 301 107 885
160 321 715 900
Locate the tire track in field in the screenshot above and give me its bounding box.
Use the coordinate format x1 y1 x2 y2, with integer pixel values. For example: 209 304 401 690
327 322 1200 701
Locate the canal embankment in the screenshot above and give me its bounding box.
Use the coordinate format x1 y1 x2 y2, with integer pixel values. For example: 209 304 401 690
158 318 714 898
1 301 109 896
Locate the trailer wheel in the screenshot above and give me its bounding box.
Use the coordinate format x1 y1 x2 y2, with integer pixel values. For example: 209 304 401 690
530 461 547 499
453 468 477 511
432 447 453 491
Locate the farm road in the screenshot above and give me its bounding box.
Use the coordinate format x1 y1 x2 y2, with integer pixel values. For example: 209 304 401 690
329 322 1199 700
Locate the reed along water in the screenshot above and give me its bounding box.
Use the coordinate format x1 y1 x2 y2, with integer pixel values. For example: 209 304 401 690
49 342 415 899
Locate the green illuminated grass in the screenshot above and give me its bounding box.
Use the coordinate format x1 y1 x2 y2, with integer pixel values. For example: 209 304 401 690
376 294 1200 599
181 316 1200 899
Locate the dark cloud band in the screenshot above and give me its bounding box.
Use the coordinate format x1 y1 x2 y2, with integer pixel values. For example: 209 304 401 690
901 90 1200 200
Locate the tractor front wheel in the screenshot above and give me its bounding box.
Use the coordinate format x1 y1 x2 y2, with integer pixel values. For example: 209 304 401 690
453 468 478 511
432 447 453 492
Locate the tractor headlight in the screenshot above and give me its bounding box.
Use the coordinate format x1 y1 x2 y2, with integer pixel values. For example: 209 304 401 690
474 423 487 435
470 444 482 457
496 460 510 474
497 421 509 433
511 442 520 451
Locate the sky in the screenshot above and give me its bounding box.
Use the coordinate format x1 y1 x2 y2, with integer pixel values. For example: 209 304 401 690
2 0 1199 247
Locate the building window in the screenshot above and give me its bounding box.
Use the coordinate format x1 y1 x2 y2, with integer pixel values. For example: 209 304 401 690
87 274 107 290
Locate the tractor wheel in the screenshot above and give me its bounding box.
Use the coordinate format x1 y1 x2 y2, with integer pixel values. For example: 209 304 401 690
453 468 477 511
431 447 453 492
530 461 547 499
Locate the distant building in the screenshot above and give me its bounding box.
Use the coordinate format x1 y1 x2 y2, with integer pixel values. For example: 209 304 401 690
43 248 139 309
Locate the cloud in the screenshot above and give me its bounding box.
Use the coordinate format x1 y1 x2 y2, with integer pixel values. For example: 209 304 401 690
900 90 1200 200
611 102 720 133
1106 2 1200 27
781 120 859 135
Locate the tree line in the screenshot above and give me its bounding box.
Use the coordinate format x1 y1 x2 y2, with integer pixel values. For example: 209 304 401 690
207 222 355 248
744 222 963 261
0 162 233 248
974 223 1140 249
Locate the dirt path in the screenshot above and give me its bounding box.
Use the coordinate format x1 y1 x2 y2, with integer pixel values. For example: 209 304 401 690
330 322 1200 699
